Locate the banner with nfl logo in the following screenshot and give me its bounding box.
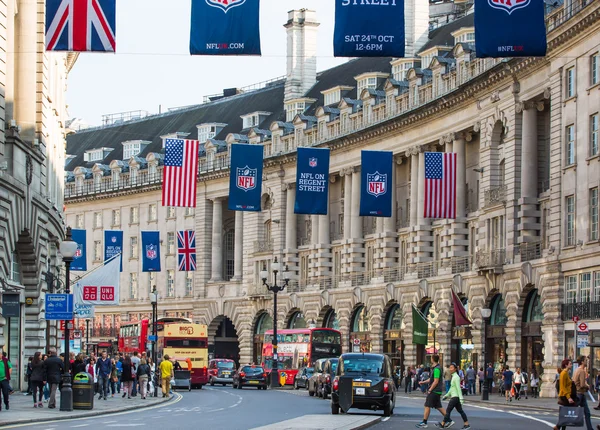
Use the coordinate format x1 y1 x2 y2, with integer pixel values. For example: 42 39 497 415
70 229 87 271
190 0 261 56
141 231 161 272
228 144 263 212
295 147 331 215
104 230 123 272
475 0 546 58
360 150 393 217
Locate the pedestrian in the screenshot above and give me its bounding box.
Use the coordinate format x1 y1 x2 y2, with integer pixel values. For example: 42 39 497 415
554 366 562 399
121 356 134 399
573 357 594 430
416 354 446 428
148 357 156 397
43 349 64 409
502 365 514 403
0 351 13 407
554 358 579 430
420 367 430 394
521 368 529 399
160 354 174 398
137 359 151 399
131 351 141 397
435 362 470 429
444 365 452 394
485 362 494 395
86 357 97 393
513 368 524 400
530 371 539 398
405 366 413 394
30 352 46 408
115 356 123 393
466 365 476 396
477 367 484 395
96 351 111 400
25 356 33 395
73 353 86 375
110 358 119 397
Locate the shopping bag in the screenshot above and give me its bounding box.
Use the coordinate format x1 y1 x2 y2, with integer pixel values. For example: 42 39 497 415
587 390 596 403
557 406 584 427
510 387 516 397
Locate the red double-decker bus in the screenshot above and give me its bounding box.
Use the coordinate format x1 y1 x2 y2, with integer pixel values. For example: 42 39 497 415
118 317 191 354
261 328 342 385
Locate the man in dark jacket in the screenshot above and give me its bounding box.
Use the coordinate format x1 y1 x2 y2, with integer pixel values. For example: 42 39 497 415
43 349 64 409
96 352 112 400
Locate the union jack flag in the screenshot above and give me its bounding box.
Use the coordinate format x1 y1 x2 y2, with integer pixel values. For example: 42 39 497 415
45 0 116 52
177 230 197 272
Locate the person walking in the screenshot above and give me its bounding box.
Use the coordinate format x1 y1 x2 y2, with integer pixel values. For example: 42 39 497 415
159 354 174 398
530 371 539 398
435 362 470 429
573 357 594 430
110 358 119 397
73 354 86 375
444 365 452 394
466 366 476 396
43 349 64 409
477 367 484 395
502 365 514 403
30 352 46 408
25 356 33 395
405 366 413 394
131 351 141 397
485 363 495 395
554 358 578 430
137 359 151 399
121 356 134 399
96 351 111 400
513 368 524 400
416 354 446 428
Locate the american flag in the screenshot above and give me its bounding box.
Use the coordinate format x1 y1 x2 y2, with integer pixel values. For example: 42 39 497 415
45 0 116 52
424 152 457 219
162 139 199 208
177 231 196 272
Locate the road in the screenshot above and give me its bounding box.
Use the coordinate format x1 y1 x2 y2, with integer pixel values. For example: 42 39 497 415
6 386 598 429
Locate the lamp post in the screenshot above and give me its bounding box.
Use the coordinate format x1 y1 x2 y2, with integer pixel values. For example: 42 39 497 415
481 307 492 401
85 319 90 355
260 257 290 389
150 286 158 397
59 226 78 412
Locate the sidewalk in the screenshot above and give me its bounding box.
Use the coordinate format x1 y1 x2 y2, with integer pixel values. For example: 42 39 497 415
0 390 173 427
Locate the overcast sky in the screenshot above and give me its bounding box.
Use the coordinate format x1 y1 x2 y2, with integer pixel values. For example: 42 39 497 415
66 0 347 126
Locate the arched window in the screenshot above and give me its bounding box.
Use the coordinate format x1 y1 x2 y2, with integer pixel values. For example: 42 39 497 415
490 295 508 326
385 304 403 331
323 309 340 330
255 313 273 335
288 311 307 329
351 306 370 333
525 290 543 323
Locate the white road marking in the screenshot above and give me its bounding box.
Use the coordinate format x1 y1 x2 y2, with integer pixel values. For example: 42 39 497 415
70 426 89 428
467 403 555 427
106 425 144 427
381 417 390 422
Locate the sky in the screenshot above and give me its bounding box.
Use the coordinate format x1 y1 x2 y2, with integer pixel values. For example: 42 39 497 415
66 0 347 126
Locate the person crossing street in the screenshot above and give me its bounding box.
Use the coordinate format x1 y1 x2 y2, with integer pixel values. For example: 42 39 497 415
436 362 470 429
416 355 446 428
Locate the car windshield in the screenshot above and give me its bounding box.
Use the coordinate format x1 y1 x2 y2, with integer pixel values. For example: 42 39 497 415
242 366 264 375
331 361 338 372
217 362 234 369
342 358 384 375
306 368 314 375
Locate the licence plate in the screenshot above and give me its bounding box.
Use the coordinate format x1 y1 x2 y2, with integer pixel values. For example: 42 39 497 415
353 382 370 387
355 388 365 395
222 372 230 376
248 380 259 384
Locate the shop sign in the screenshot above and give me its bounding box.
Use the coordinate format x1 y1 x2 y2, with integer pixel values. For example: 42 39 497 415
486 325 506 338
384 330 401 340
1 294 20 318
453 326 472 340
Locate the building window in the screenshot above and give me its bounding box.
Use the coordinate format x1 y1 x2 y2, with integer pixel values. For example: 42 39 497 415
130 207 139 224
592 53 599 86
94 241 102 261
581 273 592 302
186 272 193 297
595 273 600 302
566 275 578 303
167 270 175 297
324 91 340 106
94 212 102 229
10 252 21 283
185 207 195 217
148 204 157 222
75 214 84 229
167 206 176 219
566 195 575 246
111 209 120 226
591 114 599 156
130 236 138 259
198 125 217 143
129 273 138 299
591 187 599 241
566 125 575 165
566 272 600 303
566 67 575 98
167 232 175 254
123 143 141 160
357 77 377 94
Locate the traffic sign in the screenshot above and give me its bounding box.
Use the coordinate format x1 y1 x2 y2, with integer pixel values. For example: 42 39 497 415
353 338 361 346
573 316 580 323
148 335 158 342
46 294 74 320
578 322 589 333
59 320 75 331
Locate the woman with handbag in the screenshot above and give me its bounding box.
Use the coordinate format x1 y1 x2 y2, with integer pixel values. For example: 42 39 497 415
554 358 579 430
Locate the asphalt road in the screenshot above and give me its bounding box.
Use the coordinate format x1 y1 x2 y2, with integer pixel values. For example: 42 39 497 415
7 386 600 430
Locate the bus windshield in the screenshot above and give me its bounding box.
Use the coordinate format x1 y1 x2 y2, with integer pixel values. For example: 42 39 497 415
312 330 342 345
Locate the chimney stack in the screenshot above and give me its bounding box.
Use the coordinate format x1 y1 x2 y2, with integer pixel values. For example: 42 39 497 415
405 0 430 58
284 9 319 102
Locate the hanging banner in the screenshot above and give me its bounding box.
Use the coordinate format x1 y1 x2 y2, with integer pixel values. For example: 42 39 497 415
71 229 87 271
360 151 393 217
475 0 547 58
412 305 429 345
190 0 261 56
451 289 472 327
74 255 121 306
334 0 405 58
104 230 123 272
141 231 161 273
295 147 330 215
228 144 263 212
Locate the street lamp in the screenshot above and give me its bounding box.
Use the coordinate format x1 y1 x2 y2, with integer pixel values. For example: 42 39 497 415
260 257 290 389
150 286 158 397
85 319 90 355
59 226 77 412
480 307 492 401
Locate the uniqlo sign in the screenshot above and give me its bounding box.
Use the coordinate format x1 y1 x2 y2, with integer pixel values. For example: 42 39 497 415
82 286 117 304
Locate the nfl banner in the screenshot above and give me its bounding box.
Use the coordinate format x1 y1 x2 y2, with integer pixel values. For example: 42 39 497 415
141 231 161 272
104 230 123 272
360 151 393 217
475 0 546 58
295 147 330 215
74 255 120 306
228 144 263 212
70 229 87 271
334 0 405 58
190 0 261 56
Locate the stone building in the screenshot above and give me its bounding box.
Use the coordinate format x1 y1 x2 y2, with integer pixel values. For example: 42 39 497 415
0 0 75 389
64 2 599 396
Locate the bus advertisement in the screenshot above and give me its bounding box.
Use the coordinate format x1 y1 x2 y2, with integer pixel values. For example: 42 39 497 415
158 323 209 387
261 328 342 385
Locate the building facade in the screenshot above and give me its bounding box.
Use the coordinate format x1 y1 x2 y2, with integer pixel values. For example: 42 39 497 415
0 0 74 388
64 2 599 397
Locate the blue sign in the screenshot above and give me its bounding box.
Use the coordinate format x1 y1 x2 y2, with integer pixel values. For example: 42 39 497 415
228 144 263 212
71 229 87 271
295 147 330 215
475 0 546 58
148 335 158 342
190 0 261 56
104 230 123 272
334 0 405 58
360 151 393 217
46 294 74 321
141 231 161 272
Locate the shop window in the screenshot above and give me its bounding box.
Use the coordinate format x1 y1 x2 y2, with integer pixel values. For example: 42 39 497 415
490 296 508 326
288 311 307 329
352 306 370 332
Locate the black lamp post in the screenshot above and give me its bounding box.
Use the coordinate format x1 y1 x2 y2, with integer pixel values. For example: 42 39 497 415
481 307 492 401
85 319 90 355
150 286 158 397
59 226 77 411
260 257 290 389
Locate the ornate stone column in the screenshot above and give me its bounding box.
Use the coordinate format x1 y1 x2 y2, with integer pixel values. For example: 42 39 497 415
378 157 400 276
447 133 470 268
351 168 362 239
232 211 243 281
209 198 223 282
314 179 332 279
408 149 419 226
411 150 432 267
284 183 298 275
344 169 352 240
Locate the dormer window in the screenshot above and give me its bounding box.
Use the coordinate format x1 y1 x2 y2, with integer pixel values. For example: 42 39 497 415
122 140 150 160
357 77 377 93
84 148 113 162
452 27 475 45
197 123 226 142
392 61 414 81
241 112 271 129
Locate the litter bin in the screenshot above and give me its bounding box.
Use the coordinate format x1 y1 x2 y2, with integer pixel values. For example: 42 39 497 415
72 372 94 410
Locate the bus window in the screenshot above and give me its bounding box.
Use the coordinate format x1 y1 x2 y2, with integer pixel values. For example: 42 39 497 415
165 339 207 348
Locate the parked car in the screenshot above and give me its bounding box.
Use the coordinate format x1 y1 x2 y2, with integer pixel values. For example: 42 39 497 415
208 358 236 386
232 365 268 390
331 353 396 416
308 358 327 397
317 358 339 399
294 367 314 390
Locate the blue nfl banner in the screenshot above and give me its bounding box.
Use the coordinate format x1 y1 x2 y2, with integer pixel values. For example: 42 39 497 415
360 151 393 217
334 0 405 58
104 230 123 272
475 0 546 58
295 147 330 215
228 144 263 212
141 231 161 272
71 229 87 271
190 0 261 56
